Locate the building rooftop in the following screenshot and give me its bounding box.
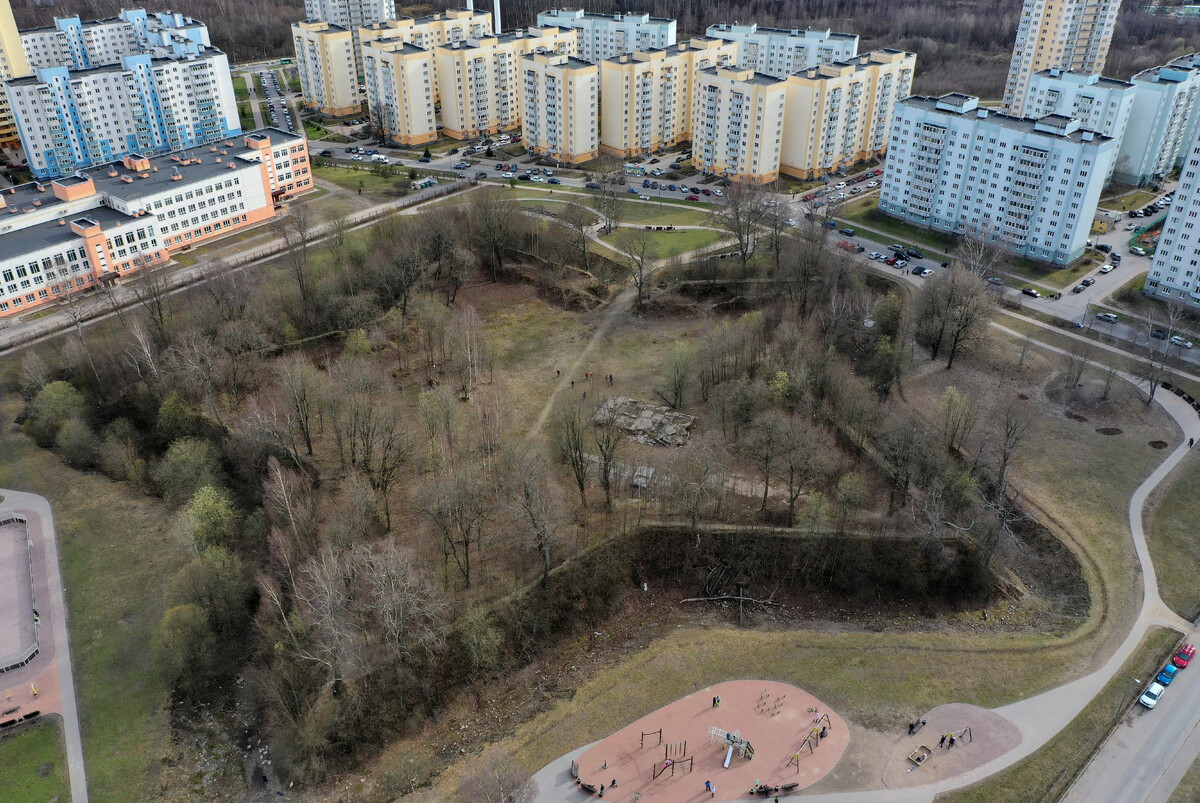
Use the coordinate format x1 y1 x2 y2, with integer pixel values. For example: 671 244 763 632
438 28 563 51
365 38 429 55
707 22 857 41
541 9 674 23
1031 67 1134 88
2 205 139 257
7 47 227 85
903 95 1114 144
524 52 595 69
698 65 786 86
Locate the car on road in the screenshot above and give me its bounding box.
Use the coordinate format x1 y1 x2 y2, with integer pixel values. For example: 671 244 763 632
913 267 932 277
1022 287 1040 298
889 244 905 253
1150 329 1167 340
517 174 531 181
987 277 1004 286
866 180 878 188
1081 277 1095 287
1099 264 1114 274
782 218 797 227
1158 664 1180 686
906 248 924 259
474 172 488 180
351 154 364 161
318 149 333 157
1126 223 1138 231
453 161 470 169
839 227 856 236
686 194 700 201
1096 243 1112 253
894 259 908 268
650 168 664 177
1139 681 1166 709
1131 246 1147 256
585 182 601 189
419 157 431 163
640 194 650 200
531 175 544 182
1170 336 1194 349
1072 285 1086 294
649 157 660 164
1111 254 1122 265
835 181 847 189
713 189 724 197
868 252 882 260
543 169 554 176
628 187 639 193
1096 312 1118 323
502 171 515 178
548 178 561 184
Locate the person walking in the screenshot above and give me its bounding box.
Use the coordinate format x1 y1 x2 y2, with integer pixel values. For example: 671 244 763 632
704 780 713 793
939 734 947 748
949 734 956 749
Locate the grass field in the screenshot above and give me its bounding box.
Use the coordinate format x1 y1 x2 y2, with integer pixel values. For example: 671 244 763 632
1005 252 1106 290
314 164 402 195
837 197 958 253
231 75 248 101
940 627 1178 803
0 721 69 803
1100 190 1157 213
303 120 331 140
0 398 189 802
616 201 712 227
1146 449 1200 619
601 226 725 258
237 101 257 133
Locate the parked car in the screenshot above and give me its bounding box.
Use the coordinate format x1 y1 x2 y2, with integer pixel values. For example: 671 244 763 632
686 194 700 201
913 267 932 277
839 227 856 236
1111 254 1122 265
640 194 650 200
713 189 724 197
987 277 1004 286
649 157 660 164
1096 312 1118 323
868 252 883 260
419 157 431 163
667 184 677 191
1131 246 1147 256
1176 644 1198 667
351 154 364 161
1096 243 1112 253
517 174 531 181
1150 329 1167 340
502 172 515 178
548 178 561 184
884 256 898 266
628 187 639 193
543 169 554 176
1125 223 1137 231
585 182 601 189
1170 336 1194 349
894 259 908 269
782 218 797 227
1081 277 1095 287
1158 664 1180 686
1072 284 1086 294
871 168 884 176
1139 681 1166 709
318 149 333 157
531 175 544 182
906 248 924 259
1022 287 1041 298
474 172 488 180
889 244 905 253
835 181 847 189
850 187 862 195
495 163 505 170
866 180 878 188
701 188 713 196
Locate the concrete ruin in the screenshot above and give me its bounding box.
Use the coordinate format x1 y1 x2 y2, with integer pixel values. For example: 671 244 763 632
592 396 697 447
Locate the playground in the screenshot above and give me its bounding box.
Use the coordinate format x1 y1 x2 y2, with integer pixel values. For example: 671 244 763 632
0 520 36 673
570 681 848 801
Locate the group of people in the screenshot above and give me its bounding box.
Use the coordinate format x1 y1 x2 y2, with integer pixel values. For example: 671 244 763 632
558 369 616 386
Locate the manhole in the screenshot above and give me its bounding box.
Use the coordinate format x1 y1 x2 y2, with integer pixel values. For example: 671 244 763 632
1096 427 1122 436
1065 411 1088 422
1150 440 1169 449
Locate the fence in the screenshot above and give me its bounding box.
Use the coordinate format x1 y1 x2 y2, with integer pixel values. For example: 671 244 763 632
0 510 39 674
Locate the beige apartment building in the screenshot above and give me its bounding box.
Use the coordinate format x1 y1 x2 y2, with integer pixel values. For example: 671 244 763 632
362 38 437 145
359 9 492 99
293 21 362 117
780 49 915 179
599 37 737 158
436 27 576 140
692 67 787 183
0 0 31 146
1004 0 1122 113
522 51 599 164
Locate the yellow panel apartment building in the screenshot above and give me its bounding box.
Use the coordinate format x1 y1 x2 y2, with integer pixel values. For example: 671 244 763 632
362 38 437 145
436 27 576 140
292 21 362 117
359 9 492 100
691 67 787 184
522 52 599 164
0 0 30 146
599 37 737 158
780 49 915 179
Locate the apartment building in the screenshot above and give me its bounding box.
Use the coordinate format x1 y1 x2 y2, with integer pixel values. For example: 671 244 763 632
691 67 787 184
1113 54 1200 186
436 27 576 140
305 0 395 29
1146 129 1200 308
1003 0 1122 112
522 52 598 163
536 9 675 63
8 49 241 179
705 23 858 78
1022 69 1135 150
360 9 493 99
293 21 361 117
779 49 915 179
0 128 311 319
880 94 1116 266
599 38 737 157
0 0 30 147
20 8 211 71
362 38 436 145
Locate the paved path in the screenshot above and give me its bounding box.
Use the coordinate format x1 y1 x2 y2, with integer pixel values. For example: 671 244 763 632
0 491 87 803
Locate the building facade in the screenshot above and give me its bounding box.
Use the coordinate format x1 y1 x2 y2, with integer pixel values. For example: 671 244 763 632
705 23 858 78
20 9 212 71
691 67 787 184
880 94 1116 265
1022 68 1135 145
536 9 675 63
360 10 493 100
0 128 311 319
599 38 737 157
8 49 241 179
0 0 30 147
1003 0 1122 112
1113 54 1200 186
780 49 915 179
522 52 598 164
293 21 361 118
305 0 395 29
362 38 436 145
436 27 576 140
1146 129 1200 307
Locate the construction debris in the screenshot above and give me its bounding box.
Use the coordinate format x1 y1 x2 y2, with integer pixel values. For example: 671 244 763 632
593 397 697 447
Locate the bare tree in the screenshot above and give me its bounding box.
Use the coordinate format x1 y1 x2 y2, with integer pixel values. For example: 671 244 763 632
656 343 692 409
940 386 977 453
593 172 625 235
709 181 766 269
1137 301 1191 404
916 267 994 367
561 201 595 273
778 416 827 524
424 463 494 589
616 225 658 308
448 304 488 401
369 241 426 317
455 747 537 803
354 538 447 668
778 216 829 315
553 403 589 509
744 410 784 510
1061 345 1090 388
592 418 622 510
278 355 320 457
513 455 561 586
761 202 794 273
275 206 315 328
471 188 518 282
992 402 1029 497
954 225 1007 278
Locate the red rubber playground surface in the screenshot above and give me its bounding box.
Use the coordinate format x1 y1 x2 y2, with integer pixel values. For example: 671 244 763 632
571 680 848 801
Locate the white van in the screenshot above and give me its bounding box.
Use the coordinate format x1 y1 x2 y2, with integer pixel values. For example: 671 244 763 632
371 154 390 164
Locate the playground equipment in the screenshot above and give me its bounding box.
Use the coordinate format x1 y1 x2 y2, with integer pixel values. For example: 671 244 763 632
640 729 662 748
652 756 693 779
665 740 687 759
709 724 754 765
949 726 973 744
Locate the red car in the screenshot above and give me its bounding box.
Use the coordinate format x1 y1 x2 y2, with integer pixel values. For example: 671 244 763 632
802 193 815 201
686 194 700 201
701 188 713 196
872 168 884 176
1174 644 1196 668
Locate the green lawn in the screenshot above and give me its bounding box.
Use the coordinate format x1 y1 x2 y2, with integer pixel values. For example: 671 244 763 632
1147 450 1200 619
601 226 724 258
0 722 70 803
237 101 257 132
231 75 249 101
1005 252 1105 290
837 197 958 254
617 200 712 226
303 120 330 140
314 164 406 195
940 627 1178 803
252 73 264 96
1100 189 1157 213
0 400 189 802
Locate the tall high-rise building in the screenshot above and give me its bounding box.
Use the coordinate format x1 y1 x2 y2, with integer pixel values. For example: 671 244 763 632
362 38 437 145
20 9 211 71
8 49 241 178
1146 128 1200 308
521 51 598 164
880 94 1116 266
599 38 737 158
780 50 915 179
360 10 493 100
305 0 396 29
1113 54 1200 186
293 21 362 117
536 9 675 63
691 67 788 184
1022 68 1136 178
1003 0 1122 113
0 0 30 147
705 23 858 78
